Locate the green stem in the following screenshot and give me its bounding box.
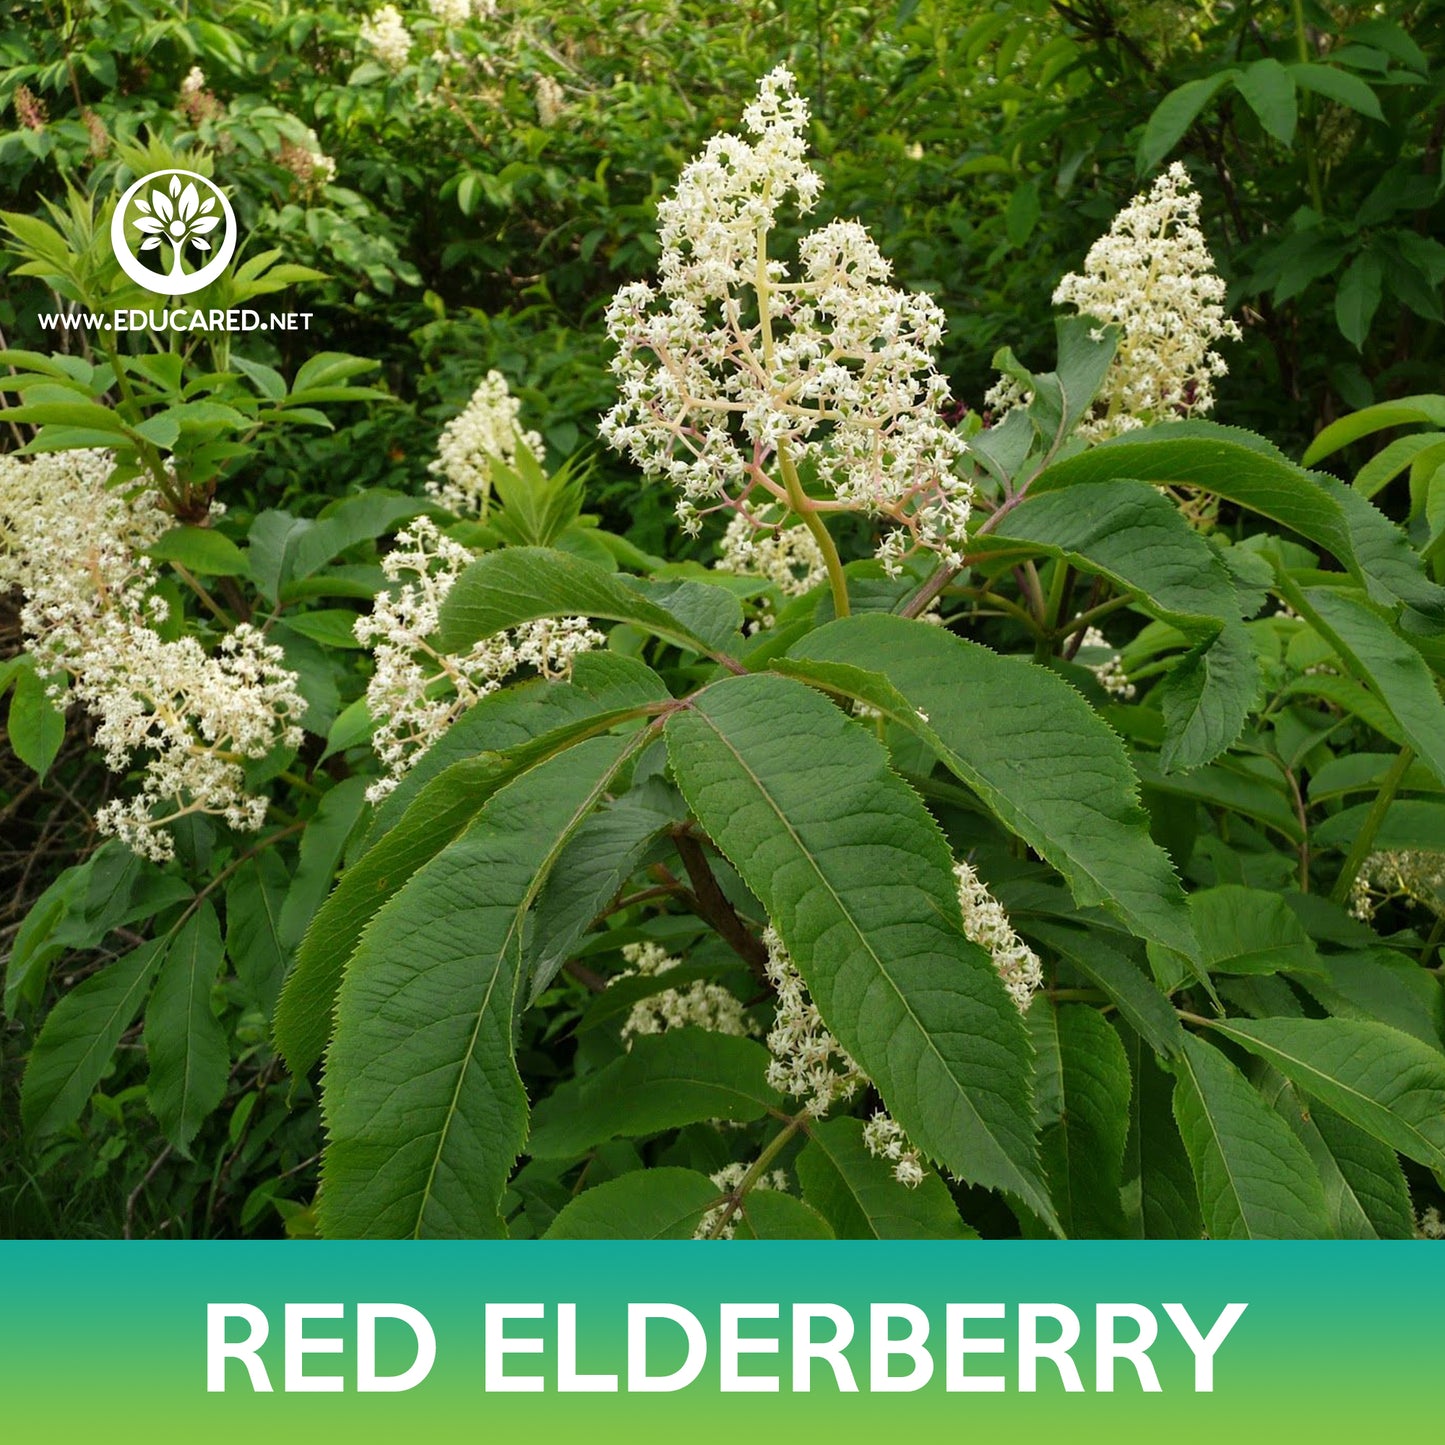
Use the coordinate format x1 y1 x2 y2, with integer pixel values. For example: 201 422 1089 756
1034 559 1071 662
170 563 233 627
1420 912 1445 967
752 204 849 619
779 440 850 619
1331 746 1414 905
706 1112 807 1239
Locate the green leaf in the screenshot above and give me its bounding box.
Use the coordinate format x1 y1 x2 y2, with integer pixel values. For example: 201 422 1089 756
1335 252 1384 350
1351 434 1445 501
1299 947 1444 1050
1190 885 1322 977
276 705 660 1078
1036 423 1445 623
283 609 367 650
20 939 165 1136
1025 922 1185 1058
1291 587 1445 786
1235 58 1298 145
224 853 290 1016
543 1168 719 1239
1313 800 1445 854
147 526 250 578
3 847 185 1015
1138 71 1237 173
786 616 1198 961
528 1031 780 1159
735 1190 837 1239
1207 1016 1445 1173
1030 1003 1131 1237
528 778 684 1002
665 671 1056 1224
795 1117 975 1239
277 777 369 952
1265 1074 1412 1239
1120 1026 1201 1239
1 399 129 434
1155 621 1259 771
437 546 742 661
1171 1034 1331 1238
6 664 65 779
988 481 1243 632
1304 395 1445 467
1288 62 1384 121
290 351 379 395
320 734 641 1237
287 492 430 584
373 654 668 837
145 903 229 1152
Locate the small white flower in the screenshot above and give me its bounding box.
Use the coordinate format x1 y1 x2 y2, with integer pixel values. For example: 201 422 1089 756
425 370 545 518
1078 625 1136 700
356 518 601 799
0 450 303 860
611 940 755 1046
693 1161 789 1240
360 5 412 71
535 75 566 127
954 859 1043 1013
1349 850 1445 923
601 68 971 573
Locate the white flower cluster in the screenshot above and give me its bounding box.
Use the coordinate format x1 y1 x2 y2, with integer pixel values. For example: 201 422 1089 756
1348 850 1445 923
1418 1207 1444 1240
862 1111 924 1189
1053 162 1240 440
715 511 827 602
0 450 304 861
356 518 601 800
1079 624 1136 700
428 0 473 23
693 1161 789 1240
361 5 413 71
425 370 546 517
954 860 1043 1013
612 940 755 1047
535 75 567 127
601 67 971 574
762 926 864 1117
762 927 922 1188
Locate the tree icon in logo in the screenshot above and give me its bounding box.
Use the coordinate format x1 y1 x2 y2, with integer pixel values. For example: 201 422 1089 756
131 175 222 277
109 168 239 297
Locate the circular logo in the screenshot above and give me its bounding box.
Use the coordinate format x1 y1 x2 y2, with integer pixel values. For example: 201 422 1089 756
109 169 238 297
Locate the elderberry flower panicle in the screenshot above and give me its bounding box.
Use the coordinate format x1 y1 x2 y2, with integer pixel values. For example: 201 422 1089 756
988 162 1239 445
954 859 1043 1013
1078 624 1136 701
0 450 304 861
693 1161 789 1240
360 5 413 72
611 940 755 1046
601 67 971 575
425 370 545 518
357 518 602 800
761 925 930 1189
1349 850 1445 923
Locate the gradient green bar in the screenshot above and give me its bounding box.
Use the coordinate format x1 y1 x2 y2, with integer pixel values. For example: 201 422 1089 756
1 1243 1436 1443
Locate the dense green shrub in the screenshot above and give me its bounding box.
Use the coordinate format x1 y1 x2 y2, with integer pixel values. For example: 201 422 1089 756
1 3 1443 1240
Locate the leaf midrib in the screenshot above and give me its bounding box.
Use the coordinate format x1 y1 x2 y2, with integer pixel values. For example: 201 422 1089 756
678 699 1051 1223
410 734 643 1237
